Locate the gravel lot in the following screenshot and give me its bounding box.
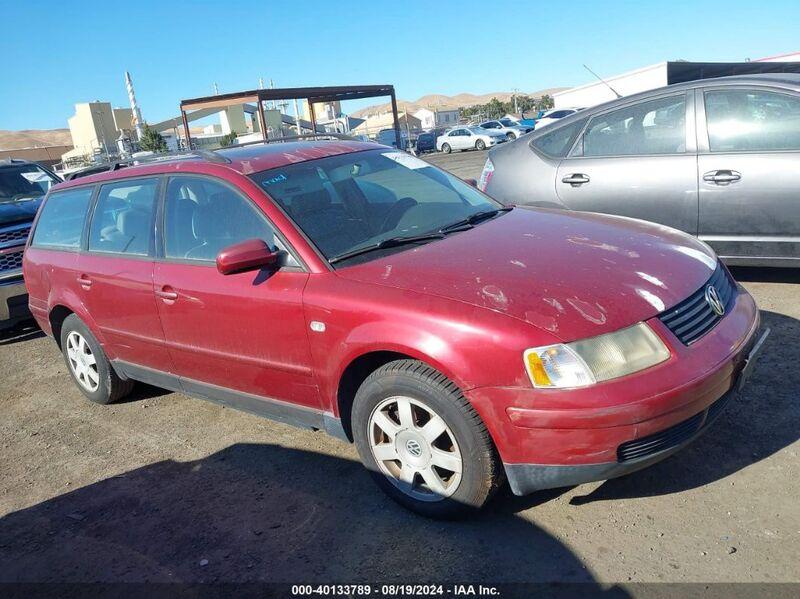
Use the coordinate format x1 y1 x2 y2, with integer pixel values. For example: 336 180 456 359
0 149 797 586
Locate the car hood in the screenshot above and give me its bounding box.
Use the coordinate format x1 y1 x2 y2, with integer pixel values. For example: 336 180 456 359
337 207 718 342
0 196 43 226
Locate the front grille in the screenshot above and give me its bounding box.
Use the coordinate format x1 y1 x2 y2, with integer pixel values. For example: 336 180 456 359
659 265 736 345
617 389 734 462
0 249 23 272
0 226 30 245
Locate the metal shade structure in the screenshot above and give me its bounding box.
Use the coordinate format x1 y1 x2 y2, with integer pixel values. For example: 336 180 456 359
180 84 401 148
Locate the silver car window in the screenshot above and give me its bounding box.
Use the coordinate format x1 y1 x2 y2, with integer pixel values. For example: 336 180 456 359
704 88 800 152
580 95 686 157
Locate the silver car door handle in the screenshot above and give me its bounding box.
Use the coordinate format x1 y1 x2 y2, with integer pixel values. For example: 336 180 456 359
562 173 590 186
703 170 741 185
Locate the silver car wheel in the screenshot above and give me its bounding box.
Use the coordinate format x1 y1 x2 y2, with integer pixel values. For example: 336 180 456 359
66 331 99 392
368 395 463 502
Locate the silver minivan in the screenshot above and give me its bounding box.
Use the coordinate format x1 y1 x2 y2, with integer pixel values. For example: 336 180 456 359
482 74 800 267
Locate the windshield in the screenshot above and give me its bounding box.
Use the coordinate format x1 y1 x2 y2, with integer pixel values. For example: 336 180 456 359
499 119 516 127
467 127 486 134
0 164 60 203
250 149 501 264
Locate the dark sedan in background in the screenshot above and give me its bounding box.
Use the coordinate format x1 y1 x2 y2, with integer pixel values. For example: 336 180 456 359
481 74 800 267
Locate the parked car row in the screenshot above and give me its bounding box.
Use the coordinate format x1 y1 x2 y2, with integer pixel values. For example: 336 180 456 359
22 132 767 518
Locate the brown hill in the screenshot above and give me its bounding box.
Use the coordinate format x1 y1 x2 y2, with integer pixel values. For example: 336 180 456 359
0 129 73 151
351 88 567 117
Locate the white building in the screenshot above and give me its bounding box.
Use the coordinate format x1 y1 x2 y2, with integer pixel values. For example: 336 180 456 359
554 52 800 109
413 107 460 130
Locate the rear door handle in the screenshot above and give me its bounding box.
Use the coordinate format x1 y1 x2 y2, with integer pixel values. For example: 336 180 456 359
703 170 741 185
562 173 590 186
77 275 92 287
155 286 178 301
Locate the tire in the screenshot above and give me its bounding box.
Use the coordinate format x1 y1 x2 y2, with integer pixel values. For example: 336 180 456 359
441 143 451 154
475 139 486 151
352 359 502 519
506 132 516 141
60 314 134 405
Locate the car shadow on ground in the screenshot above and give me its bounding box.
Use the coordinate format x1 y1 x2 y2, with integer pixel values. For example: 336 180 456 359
0 320 44 346
0 444 628 590
567 309 797 505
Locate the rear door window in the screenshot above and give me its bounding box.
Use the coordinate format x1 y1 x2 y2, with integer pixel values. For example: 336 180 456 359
30 186 93 249
88 179 158 256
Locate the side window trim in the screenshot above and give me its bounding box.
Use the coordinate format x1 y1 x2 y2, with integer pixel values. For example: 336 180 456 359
86 176 162 258
159 173 306 271
568 91 690 159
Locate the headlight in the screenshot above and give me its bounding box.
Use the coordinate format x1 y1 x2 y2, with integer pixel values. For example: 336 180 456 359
524 323 670 389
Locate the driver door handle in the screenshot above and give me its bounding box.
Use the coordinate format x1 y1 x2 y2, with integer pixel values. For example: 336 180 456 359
562 173 590 186
703 170 741 185
155 286 178 301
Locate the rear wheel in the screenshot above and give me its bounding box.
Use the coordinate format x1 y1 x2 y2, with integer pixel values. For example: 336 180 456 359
441 143 451 154
475 139 486 151
60 314 134 404
352 360 502 518
506 132 516 141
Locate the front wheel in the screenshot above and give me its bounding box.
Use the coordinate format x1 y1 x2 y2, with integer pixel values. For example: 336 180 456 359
352 360 502 519
475 139 486 151
506 132 516 141
441 143 451 154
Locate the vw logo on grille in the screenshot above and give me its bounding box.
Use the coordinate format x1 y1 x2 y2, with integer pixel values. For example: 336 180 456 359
705 285 725 317
405 439 423 457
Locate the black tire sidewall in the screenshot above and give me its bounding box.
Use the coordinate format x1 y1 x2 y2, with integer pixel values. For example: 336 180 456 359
442 143 451 153
352 367 495 518
60 314 117 404
476 140 485 150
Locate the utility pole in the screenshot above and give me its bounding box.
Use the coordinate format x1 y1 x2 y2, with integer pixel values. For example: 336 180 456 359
293 99 302 135
213 82 219 95
512 88 519 114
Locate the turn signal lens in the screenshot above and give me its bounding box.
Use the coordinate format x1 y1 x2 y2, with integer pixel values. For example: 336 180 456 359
524 344 595 389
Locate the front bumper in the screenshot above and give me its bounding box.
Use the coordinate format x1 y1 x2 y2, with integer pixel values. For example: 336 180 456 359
466 287 765 495
0 272 28 326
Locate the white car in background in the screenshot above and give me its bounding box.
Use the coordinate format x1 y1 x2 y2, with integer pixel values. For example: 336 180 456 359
535 107 582 129
478 118 534 140
436 127 506 153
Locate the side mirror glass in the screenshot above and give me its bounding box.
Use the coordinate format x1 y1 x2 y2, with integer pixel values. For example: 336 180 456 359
216 238 279 275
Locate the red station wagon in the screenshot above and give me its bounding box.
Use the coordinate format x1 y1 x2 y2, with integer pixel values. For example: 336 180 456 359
23 140 768 518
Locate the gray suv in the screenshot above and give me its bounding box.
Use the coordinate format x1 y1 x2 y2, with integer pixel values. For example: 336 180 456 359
482 74 800 267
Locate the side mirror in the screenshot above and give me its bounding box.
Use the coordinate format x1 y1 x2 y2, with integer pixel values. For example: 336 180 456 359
464 178 478 188
216 238 279 275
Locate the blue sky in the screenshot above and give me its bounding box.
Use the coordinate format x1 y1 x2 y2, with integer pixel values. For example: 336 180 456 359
2 0 799 131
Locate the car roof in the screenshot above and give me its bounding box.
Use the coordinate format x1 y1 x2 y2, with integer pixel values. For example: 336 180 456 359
52 140 383 190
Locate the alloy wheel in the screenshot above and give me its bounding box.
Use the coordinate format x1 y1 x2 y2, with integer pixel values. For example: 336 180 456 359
368 395 463 502
66 331 99 392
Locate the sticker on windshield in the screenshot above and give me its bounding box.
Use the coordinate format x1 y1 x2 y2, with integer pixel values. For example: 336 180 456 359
261 173 287 186
381 152 430 170
20 171 51 183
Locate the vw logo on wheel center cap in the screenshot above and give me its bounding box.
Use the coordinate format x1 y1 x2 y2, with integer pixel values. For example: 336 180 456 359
405 439 423 457
705 285 725 317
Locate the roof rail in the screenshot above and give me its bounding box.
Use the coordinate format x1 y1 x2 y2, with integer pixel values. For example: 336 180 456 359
64 149 231 181
229 132 359 150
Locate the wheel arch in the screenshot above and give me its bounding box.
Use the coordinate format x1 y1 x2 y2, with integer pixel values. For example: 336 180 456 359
334 346 470 442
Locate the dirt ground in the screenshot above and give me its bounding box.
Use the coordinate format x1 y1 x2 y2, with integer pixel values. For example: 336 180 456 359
0 150 798 585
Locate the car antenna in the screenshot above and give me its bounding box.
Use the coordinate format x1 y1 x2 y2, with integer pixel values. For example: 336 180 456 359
583 64 623 99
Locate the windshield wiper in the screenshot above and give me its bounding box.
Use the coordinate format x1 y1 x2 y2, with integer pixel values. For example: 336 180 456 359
439 206 513 234
329 232 445 264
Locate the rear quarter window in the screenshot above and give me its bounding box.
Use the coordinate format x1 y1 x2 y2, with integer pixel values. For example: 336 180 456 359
30 186 93 249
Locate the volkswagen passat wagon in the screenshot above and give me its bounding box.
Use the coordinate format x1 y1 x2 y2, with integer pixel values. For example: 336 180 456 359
24 140 767 518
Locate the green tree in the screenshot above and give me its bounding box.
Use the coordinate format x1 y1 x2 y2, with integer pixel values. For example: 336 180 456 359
139 124 168 153
219 131 238 147
537 94 554 111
